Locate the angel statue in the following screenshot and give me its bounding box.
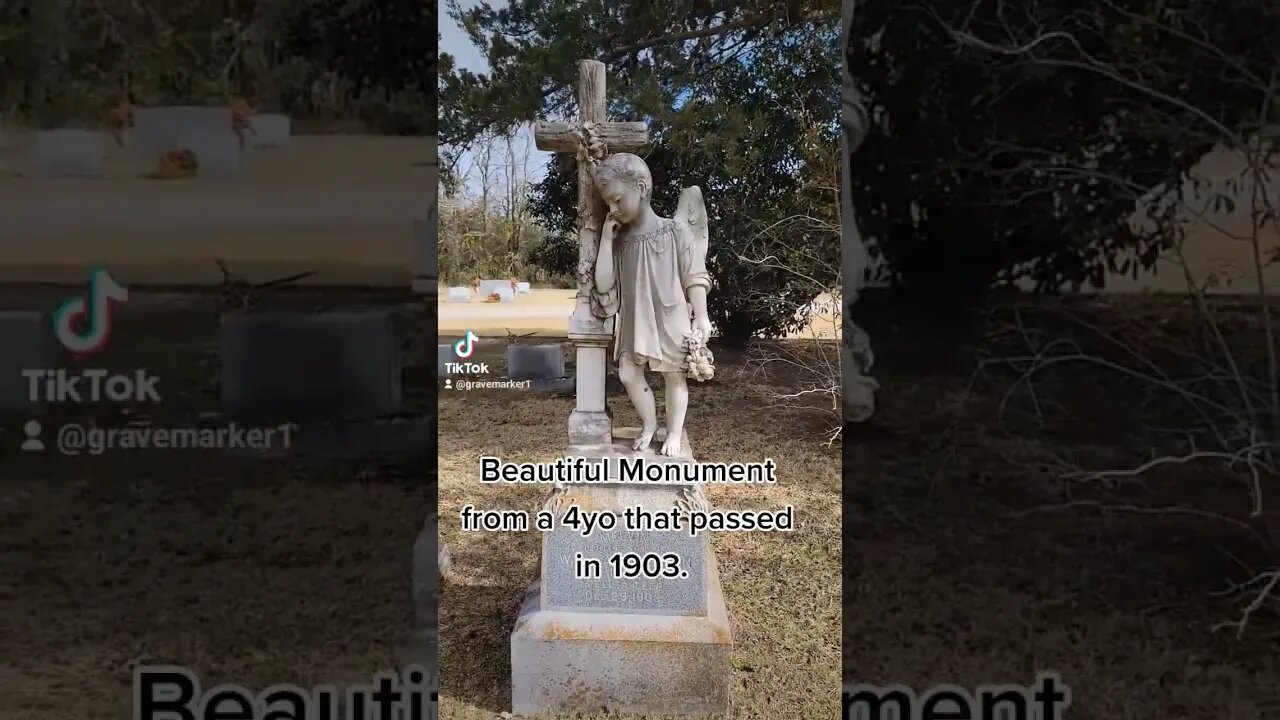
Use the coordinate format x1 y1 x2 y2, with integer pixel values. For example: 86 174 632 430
590 152 713 457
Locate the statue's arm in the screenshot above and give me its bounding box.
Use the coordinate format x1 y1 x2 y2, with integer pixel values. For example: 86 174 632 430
595 221 617 294
589 220 621 319
676 223 711 295
677 223 712 327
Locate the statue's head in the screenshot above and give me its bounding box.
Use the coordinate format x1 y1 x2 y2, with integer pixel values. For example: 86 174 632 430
593 152 652 223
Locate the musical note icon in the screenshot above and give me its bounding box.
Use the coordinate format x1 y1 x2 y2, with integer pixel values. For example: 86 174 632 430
52 268 129 355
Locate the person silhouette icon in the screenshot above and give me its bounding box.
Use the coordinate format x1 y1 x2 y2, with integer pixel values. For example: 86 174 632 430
21 420 45 452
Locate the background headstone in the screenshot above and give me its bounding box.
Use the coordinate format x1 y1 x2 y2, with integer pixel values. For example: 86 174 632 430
220 310 402 423
0 311 59 413
248 113 291 149
507 344 566 382
446 287 471 303
131 106 233 159
516 281 532 293
478 279 512 297
30 130 104 178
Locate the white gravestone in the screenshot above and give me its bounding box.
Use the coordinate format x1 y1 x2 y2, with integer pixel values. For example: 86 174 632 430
477 279 512 297
31 130 105 178
248 113 291 149
445 287 471 303
131 106 234 159
515 281 532 293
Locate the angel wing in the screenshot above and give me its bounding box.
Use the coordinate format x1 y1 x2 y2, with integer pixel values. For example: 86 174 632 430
675 185 709 262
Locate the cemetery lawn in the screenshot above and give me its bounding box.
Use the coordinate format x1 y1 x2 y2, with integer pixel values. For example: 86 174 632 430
436 338 843 719
0 130 431 287
0 287 434 720
845 293 1280 719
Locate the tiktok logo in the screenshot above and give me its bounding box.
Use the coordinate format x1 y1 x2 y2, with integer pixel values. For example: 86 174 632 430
453 330 479 359
52 268 129 354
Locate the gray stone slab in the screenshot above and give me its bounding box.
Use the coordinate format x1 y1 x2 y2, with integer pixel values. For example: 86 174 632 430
30 130 104 178
543 517 708 615
0 311 59 414
506 343 566 382
248 113 291 149
285 414 432 460
539 430 707 616
445 287 471 303
176 129 241 178
220 310 402 423
529 377 575 393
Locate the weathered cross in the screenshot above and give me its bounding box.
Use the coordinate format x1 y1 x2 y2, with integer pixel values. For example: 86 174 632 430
533 59 649 446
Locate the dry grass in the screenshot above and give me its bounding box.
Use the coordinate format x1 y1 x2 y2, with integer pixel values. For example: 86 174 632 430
438 289 843 341
844 293 1280 719
10 280 1279 718
0 286 434 720
437 339 842 719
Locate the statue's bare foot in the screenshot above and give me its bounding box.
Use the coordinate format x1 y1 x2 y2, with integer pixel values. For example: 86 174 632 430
661 433 682 457
632 426 657 452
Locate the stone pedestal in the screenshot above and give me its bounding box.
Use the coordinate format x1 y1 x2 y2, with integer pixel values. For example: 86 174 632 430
511 428 732 717
567 296 613 446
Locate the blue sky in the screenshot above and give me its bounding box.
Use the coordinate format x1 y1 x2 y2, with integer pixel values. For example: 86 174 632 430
439 0 551 195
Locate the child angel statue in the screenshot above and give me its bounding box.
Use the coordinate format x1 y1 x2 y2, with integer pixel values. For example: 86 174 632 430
590 152 715 457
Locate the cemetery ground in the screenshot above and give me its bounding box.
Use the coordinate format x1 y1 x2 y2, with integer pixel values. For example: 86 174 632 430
437 288 843 340
0 286 434 720
846 293 1280 718
0 126 430 286
436 338 843 719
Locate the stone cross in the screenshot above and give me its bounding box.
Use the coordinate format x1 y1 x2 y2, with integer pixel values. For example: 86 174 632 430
533 59 649 446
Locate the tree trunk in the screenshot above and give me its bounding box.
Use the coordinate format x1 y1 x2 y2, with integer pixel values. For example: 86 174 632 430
842 0 878 423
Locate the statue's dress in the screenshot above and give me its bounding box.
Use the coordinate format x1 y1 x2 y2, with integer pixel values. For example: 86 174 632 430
599 218 711 373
